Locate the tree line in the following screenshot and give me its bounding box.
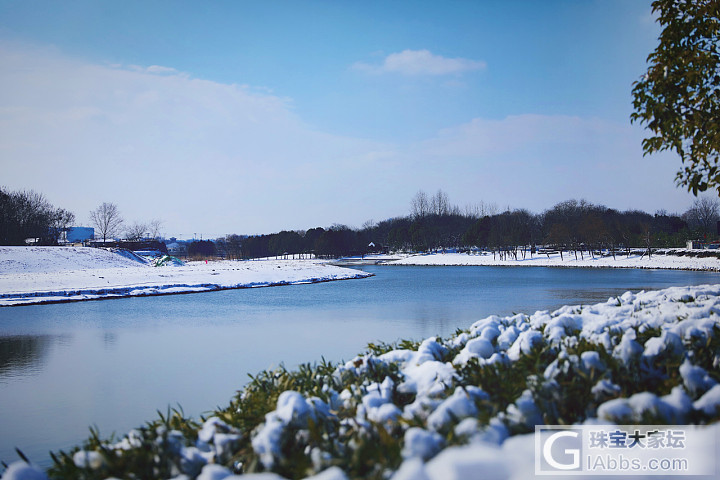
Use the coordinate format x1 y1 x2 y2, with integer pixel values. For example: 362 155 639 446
3 186 719 259
0 191 165 246
209 190 718 260
89 201 162 243
0 186 75 245
213 226 372 260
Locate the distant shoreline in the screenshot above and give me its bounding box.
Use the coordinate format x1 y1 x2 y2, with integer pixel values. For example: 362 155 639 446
3 247 719 307
0 246 372 307
339 250 720 271
0 273 372 308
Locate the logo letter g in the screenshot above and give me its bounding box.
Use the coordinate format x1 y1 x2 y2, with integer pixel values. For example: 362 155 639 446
543 431 580 470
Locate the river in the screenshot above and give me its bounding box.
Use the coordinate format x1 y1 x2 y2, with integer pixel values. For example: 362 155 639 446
2 265 720 467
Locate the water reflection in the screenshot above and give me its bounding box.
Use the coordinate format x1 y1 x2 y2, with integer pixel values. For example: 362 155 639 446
103 332 117 349
0 335 63 380
547 288 624 304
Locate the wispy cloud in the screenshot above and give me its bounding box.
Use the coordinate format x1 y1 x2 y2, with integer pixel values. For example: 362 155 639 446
352 49 486 76
0 42 693 235
131 64 182 75
0 42 390 235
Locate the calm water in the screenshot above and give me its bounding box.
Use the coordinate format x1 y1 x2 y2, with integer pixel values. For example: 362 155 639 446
2 265 720 466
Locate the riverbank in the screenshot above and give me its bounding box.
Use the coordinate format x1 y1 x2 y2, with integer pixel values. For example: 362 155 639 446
0 247 373 307
384 250 720 270
3 247 717 308
5 282 719 479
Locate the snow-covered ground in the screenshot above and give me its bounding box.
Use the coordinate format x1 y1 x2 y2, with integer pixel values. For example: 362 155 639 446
0 247 372 307
3 247 716 308
386 250 720 270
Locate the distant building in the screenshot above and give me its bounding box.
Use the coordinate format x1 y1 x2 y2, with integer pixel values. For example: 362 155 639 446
66 227 94 244
167 242 187 256
687 240 720 250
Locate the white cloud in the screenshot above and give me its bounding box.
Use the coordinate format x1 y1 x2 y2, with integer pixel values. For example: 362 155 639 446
128 64 181 75
0 42 392 236
353 49 486 76
0 42 694 236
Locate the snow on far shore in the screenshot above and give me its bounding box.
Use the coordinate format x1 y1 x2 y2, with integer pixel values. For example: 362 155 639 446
387 250 720 270
3 246 719 308
0 246 150 273
0 247 372 307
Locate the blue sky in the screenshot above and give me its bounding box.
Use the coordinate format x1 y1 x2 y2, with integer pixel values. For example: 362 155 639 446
0 0 698 238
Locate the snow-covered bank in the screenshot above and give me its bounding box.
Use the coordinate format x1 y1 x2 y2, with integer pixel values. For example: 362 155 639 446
387 250 720 270
11 283 718 480
0 247 372 307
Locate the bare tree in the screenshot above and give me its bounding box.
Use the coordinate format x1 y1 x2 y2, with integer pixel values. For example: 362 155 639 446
0 188 75 244
125 221 147 241
410 190 430 219
51 208 75 243
361 219 376 231
464 201 498 218
148 219 163 239
682 196 720 236
90 202 124 242
430 189 449 216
